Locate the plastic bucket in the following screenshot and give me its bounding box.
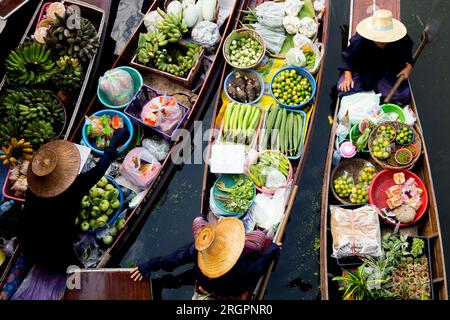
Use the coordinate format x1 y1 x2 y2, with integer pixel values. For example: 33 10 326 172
82 109 134 155
224 69 264 105
97 66 143 109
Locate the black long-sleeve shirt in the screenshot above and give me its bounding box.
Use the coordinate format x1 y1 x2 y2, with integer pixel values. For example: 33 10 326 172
19 148 117 272
138 241 280 298
339 33 414 77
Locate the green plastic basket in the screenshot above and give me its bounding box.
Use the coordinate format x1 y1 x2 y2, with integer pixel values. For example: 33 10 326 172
381 104 406 123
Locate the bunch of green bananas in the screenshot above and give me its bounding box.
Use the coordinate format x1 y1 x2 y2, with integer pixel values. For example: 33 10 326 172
53 55 83 91
0 122 18 147
156 7 188 43
136 30 168 65
154 44 200 77
23 120 55 146
5 42 55 86
1 89 65 128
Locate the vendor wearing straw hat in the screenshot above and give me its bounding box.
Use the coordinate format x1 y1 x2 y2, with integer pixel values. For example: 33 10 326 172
18 129 127 272
130 217 281 300
337 9 414 104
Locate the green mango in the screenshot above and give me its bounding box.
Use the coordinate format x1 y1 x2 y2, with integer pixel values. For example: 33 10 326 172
110 199 120 210
99 199 110 212
97 176 108 188
104 183 115 191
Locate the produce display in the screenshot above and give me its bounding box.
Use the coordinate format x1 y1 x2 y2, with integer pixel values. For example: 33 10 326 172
395 126 414 145
271 68 312 106
378 125 396 141
349 183 368 204
85 114 124 150
5 42 55 86
248 151 290 190
221 102 261 145
0 139 34 166
261 105 304 157
395 148 412 165
77 176 121 233
227 34 264 68
53 55 83 91
333 175 354 199
358 165 376 184
0 89 65 148
43 6 100 62
372 134 391 160
226 71 262 103
214 175 254 214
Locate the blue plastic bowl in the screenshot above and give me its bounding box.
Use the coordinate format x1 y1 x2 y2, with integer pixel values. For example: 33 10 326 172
86 175 124 233
212 174 256 218
269 66 316 109
82 109 134 155
97 66 143 109
224 69 265 104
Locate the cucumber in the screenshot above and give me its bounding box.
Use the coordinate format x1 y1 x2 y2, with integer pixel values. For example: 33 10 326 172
279 108 287 154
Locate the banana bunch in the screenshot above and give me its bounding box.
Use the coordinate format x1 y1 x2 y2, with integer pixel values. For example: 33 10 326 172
154 44 200 77
156 7 188 43
53 55 83 91
1 90 65 129
0 138 34 166
44 14 99 62
0 122 19 147
136 30 168 65
23 120 55 146
5 42 55 86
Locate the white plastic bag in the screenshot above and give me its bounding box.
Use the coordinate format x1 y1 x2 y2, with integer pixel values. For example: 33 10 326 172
330 205 382 259
285 47 306 67
142 136 170 161
99 68 135 105
119 147 161 188
192 21 221 48
338 92 381 125
251 186 290 232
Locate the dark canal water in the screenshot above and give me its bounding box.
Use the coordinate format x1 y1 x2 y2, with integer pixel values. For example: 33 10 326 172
120 0 450 299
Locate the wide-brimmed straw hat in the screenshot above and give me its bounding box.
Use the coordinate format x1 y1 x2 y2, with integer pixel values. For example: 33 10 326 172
356 9 407 43
195 217 245 278
27 140 81 198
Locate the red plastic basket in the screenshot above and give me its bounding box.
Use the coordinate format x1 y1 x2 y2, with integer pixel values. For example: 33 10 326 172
368 169 428 227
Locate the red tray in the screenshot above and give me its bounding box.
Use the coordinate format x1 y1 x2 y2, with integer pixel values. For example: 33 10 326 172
368 169 428 227
2 169 26 202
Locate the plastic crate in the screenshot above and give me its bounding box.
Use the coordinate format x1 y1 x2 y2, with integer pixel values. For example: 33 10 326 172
124 85 189 140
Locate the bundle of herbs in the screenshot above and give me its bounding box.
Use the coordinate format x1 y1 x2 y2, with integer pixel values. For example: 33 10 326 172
214 175 254 214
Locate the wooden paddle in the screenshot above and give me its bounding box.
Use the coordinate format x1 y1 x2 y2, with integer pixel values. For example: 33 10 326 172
384 27 431 103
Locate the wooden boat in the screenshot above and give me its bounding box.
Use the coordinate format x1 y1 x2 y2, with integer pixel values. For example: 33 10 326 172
198 0 330 300
63 268 152 300
65 0 243 268
319 0 448 300
0 0 111 294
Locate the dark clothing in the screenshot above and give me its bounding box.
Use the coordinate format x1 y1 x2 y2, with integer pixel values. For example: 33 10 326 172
337 33 414 104
138 241 281 298
19 147 118 272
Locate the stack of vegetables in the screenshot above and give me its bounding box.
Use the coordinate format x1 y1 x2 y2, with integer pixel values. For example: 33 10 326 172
136 0 221 78
333 234 432 300
221 102 261 146
260 105 304 157
248 151 291 190
242 0 320 70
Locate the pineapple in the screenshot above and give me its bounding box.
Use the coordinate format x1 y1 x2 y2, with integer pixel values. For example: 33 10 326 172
44 8 100 62
53 55 83 91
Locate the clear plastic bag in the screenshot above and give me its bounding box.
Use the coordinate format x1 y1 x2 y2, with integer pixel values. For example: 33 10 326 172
330 205 382 259
141 96 183 134
74 234 103 268
119 147 161 188
0 237 17 257
142 136 170 161
99 68 135 105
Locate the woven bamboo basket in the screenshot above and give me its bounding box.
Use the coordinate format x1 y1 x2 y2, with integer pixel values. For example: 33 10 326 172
330 158 378 205
222 28 266 69
368 121 422 170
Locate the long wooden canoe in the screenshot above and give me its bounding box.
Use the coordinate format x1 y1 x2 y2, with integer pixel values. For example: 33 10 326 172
199 0 330 300
66 0 243 268
0 0 111 294
319 0 448 300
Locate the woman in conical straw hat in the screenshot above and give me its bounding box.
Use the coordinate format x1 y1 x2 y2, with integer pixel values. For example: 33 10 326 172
130 217 281 300
17 129 128 275
337 9 413 104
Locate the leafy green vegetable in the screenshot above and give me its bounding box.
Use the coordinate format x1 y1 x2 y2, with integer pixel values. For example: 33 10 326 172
215 176 254 213
355 128 371 152
411 238 425 258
